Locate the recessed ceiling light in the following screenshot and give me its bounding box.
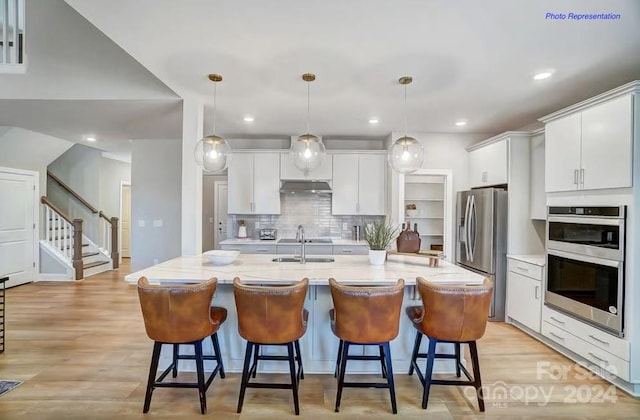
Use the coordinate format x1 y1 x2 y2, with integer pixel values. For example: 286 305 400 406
533 72 553 80
455 121 467 126
243 116 255 122
368 118 379 124
86 137 97 142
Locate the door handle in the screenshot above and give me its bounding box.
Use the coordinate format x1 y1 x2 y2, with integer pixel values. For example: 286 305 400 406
468 195 476 261
534 285 539 300
574 169 579 185
580 168 585 187
463 196 472 260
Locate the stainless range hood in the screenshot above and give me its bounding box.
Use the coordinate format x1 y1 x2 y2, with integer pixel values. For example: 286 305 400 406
279 181 332 194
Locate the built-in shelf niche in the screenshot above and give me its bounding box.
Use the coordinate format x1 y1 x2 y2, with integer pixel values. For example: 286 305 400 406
403 174 446 250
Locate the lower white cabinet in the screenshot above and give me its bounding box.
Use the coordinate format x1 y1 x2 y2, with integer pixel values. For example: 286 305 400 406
506 258 543 333
220 243 276 254
277 245 333 255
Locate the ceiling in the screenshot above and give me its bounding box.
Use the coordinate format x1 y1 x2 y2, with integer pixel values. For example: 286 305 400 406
4 0 640 153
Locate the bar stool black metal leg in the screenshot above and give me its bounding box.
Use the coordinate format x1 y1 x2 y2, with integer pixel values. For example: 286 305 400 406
421 338 437 409
335 341 349 412
251 344 260 378
211 333 225 379
379 345 388 378
194 340 207 414
172 344 179 378
143 341 162 413
454 342 461 378
469 341 484 412
408 330 422 376
237 341 254 414
294 339 304 380
382 342 397 414
334 339 343 378
287 342 300 415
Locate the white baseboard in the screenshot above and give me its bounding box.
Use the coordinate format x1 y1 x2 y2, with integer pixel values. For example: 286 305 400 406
38 273 74 281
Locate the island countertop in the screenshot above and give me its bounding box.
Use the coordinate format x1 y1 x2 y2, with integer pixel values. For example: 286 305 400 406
124 253 486 286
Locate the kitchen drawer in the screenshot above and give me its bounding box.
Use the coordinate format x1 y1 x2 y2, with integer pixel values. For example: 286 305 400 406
508 258 543 281
542 322 629 381
542 306 629 361
277 245 333 255
333 245 368 255
220 244 276 254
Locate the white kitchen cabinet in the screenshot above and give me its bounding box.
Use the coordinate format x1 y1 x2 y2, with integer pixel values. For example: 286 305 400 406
220 243 276 254
228 152 280 214
580 95 633 190
332 153 386 216
468 139 508 188
529 132 546 220
543 94 634 192
277 245 333 255
280 152 333 180
506 258 543 333
333 245 368 255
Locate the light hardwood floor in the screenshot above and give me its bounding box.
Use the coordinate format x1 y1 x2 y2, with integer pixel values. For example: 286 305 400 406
0 261 638 419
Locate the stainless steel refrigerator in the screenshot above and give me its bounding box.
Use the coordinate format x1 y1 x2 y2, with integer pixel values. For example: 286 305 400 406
456 188 507 321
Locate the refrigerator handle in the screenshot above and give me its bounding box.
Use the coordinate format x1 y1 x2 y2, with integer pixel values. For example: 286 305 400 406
463 195 471 260
469 195 476 261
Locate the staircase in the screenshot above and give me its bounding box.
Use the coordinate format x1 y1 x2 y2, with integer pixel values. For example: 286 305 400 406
0 0 26 73
39 172 119 280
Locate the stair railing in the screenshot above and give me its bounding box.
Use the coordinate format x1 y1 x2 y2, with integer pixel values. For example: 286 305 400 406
47 170 119 270
41 196 84 280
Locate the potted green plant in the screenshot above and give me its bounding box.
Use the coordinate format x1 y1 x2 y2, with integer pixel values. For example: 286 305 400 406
363 220 398 265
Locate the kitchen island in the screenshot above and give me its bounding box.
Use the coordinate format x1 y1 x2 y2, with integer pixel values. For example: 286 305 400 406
125 254 486 374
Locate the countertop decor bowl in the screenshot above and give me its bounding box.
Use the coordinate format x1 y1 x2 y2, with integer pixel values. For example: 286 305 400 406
204 250 240 265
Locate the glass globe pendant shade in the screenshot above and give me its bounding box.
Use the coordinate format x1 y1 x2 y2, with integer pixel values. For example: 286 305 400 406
290 133 326 173
194 134 232 173
387 135 424 174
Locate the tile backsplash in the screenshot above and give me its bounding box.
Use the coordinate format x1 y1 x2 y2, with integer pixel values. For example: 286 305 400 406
228 194 384 239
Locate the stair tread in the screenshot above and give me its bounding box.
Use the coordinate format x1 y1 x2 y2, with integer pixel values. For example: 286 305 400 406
59 244 90 250
83 260 110 269
82 252 100 258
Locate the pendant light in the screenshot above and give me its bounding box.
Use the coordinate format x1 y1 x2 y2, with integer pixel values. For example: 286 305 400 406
387 76 424 174
194 74 232 173
290 73 326 174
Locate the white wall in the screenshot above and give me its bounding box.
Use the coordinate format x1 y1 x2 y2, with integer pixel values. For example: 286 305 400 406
131 139 182 271
0 126 74 195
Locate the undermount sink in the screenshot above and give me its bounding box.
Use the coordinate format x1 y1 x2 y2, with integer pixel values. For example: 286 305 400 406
277 238 333 244
272 257 335 263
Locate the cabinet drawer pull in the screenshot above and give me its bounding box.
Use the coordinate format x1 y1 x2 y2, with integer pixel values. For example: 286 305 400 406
588 335 610 346
341 249 353 253
549 331 565 341
516 266 529 273
573 169 579 185
550 316 565 325
256 249 268 253
580 168 585 186
588 352 608 365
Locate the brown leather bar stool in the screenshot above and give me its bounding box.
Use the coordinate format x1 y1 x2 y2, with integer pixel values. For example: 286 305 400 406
329 278 405 414
137 277 226 415
406 276 493 412
233 277 309 416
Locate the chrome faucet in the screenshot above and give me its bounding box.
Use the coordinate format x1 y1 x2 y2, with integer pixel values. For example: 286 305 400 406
296 224 306 264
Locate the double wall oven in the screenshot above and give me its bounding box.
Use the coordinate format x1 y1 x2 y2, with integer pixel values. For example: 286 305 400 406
546 206 626 337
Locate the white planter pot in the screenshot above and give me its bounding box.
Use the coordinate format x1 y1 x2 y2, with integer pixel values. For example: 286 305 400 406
368 250 387 265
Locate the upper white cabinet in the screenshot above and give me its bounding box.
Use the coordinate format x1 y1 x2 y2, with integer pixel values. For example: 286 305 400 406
468 139 508 188
529 131 546 220
332 153 386 215
542 92 635 192
228 152 280 214
280 152 332 180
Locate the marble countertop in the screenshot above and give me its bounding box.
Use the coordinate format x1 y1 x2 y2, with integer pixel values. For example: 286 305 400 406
507 254 546 266
219 238 368 246
124 254 485 286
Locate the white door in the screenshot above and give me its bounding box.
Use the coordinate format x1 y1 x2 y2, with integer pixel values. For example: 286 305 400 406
0 168 38 288
214 181 228 249
120 184 131 258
